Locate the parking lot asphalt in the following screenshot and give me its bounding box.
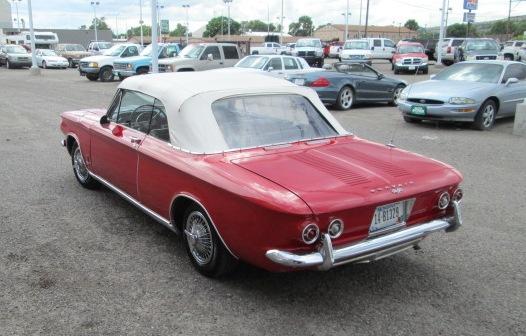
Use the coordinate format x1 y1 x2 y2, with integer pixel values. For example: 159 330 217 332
0 63 524 336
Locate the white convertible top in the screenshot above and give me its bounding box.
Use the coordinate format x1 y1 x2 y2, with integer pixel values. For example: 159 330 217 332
119 72 348 153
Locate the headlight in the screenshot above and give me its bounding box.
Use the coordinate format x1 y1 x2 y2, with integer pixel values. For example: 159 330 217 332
399 88 409 101
449 97 476 105
88 62 98 68
126 64 133 69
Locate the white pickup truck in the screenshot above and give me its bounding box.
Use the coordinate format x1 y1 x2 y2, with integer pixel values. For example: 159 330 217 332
251 42 287 55
78 43 142 81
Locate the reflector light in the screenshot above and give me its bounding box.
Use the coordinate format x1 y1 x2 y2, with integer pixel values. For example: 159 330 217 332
309 77 330 87
302 224 320 245
328 219 344 238
438 192 451 210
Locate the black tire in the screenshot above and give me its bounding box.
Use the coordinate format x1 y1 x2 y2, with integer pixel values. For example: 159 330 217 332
99 66 114 82
68 59 74 68
137 67 149 75
473 100 497 131
391 62 394 71
335 86 354 110
422 67 429 74
394 65 400 75
390 85 405 106
183 204 237 277
86 73 98 81
251 51 259 55
42 61 47 69
118 74 125 81
403 116 422 123
71 142 99 189
6 60 12 69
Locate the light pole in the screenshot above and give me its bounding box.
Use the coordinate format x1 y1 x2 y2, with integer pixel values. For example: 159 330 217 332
183 4 190 46
12 0 21 32
27 0 39 75
139 0 144 46
223 0 233 37
90 1 100 42
437 0 447 65
151 0 159 73
364 0 370 38
157 4 164 42
280 0 284 44
344 0 349 41
358 0 363 37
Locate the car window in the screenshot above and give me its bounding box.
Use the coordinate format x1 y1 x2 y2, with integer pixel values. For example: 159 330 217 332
373 40 381 47
222 46 239 59
517 42 524 47
452 39 464 47
200 46 221 60
148 99 170 142
283 57 299 70
265 57 282 71
107 90 123 122
117 91 155 133
384 40 395 48
165 45 179 58
502 64 526 82
123 46 139 57
346 63 377 77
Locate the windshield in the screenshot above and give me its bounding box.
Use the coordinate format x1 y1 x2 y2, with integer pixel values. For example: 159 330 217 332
296 39 321 48
344 41 369 50
40 49 57 56
434 63 503 83
104 44 127 56
65 44 86 52
212 95 337 149
179 44 205 59
6 45 27 53
235 56 270 69
465 40 498 51
398 45 424 53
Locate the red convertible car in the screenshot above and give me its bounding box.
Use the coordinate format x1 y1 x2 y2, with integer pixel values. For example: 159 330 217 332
60 72 463 277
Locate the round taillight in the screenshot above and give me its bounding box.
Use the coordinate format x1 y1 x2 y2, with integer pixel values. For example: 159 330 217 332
452 188 463 202
438 192 451 210
328 219 344 238
302 224 320 245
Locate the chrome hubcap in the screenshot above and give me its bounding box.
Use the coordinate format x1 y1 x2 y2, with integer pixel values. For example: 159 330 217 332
73 148 89 182
340 88 353 108
185 211 213 265
482 105 495 128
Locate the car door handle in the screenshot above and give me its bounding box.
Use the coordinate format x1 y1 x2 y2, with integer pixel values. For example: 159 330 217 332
130 136 142 145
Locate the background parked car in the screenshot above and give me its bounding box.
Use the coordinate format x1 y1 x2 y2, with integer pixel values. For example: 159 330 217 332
455 38 499 63
232 54 318 79
250 42 287 55
292 38 325 67
87 41 113 55
0 44 32 69
392 42 428 74
283 43 296 55
287 62 406 110
499 40 525 61
35 49 69 69
364 37 396 60
435 38 464 65
113 43 180 79
79 43 141 81
158 43 240 72
397 61 526 130
328 42 344 58
339 39 372 65
55 44 91 68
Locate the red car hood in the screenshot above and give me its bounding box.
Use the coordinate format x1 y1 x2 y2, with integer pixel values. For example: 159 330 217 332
231 136 460 214
395 52 427 58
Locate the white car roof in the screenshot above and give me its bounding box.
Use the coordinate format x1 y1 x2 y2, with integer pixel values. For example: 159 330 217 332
119 72 347 153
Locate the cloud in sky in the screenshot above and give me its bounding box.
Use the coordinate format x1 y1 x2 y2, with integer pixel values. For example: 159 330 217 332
9 0 526 34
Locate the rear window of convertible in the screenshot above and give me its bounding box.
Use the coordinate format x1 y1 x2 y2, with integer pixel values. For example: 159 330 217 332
211 94 338 149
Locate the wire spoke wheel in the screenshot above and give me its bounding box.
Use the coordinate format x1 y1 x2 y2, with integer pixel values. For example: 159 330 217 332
185 211 214 266
73 147 89 182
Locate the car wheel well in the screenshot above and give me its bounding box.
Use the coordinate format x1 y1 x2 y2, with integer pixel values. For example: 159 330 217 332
66 135 77 155
177 68 195 72
503 53 514 60
486 97 500 114
170 196 198 231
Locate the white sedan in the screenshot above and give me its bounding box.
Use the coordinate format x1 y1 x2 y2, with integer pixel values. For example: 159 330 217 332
233 55 322 79
36 49 69 69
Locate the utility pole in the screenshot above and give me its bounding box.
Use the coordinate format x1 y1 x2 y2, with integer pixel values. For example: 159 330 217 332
12 0 21 32
437 0 447 65
90 1 100 42
183 4 190 46
345 0 349 41
358 0 363 38
223 0 233 37
364 0 370 38
151 0 159 73
27 0 39 75
139 0 144 46
444 0 452 30
280 0 284 44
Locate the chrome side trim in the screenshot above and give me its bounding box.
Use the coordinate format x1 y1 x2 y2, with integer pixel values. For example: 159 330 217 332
170 193 239 259
88 171 177 233
266 201 462 270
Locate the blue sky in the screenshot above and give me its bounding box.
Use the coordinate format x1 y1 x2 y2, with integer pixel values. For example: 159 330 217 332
7 0 526 34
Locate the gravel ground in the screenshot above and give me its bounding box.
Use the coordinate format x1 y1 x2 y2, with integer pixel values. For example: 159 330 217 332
0 63 524 336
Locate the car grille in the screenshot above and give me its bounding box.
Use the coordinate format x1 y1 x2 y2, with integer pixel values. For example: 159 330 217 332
79 61 89 68
158 64 167 72
298 51 315 57
17 57 30 62
407 98 444 105
402 58 422 65
475 55 497 60
349 55 364 60
114 63 128 70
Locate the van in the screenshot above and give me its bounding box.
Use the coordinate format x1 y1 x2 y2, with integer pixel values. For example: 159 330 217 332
363 38 396 60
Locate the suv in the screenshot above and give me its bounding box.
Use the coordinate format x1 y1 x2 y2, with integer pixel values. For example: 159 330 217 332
339 39 372 65
87 41 113 55
0 44 32 69
392 42 428 74
113 43 181 79
435 38 464 65
79 43 142 82
159 43 241 72
364 38 396 60
55 44 92 68
251 42 286 55
455 38 499 63
500 40 525 61
292 38 324 67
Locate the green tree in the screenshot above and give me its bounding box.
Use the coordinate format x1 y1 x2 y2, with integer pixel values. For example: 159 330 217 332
203 16 241 37
241 20 275 32
89 17 111 31
288 16 314 36
127 25 152 37
447 23 478 37
169 23 187 37
490 20 511 34
404 19 419 31
79 24 87 30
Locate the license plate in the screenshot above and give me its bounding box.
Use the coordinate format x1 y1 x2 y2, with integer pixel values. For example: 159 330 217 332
370 199 414 234
410 105 427 115
408 66 416 70
294 78 305 86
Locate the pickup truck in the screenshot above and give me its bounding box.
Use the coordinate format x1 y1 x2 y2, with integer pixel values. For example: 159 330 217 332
79 43 142 82
292 38 325 67
113 43 181 79
251 42 287 55
158 43 241 72
500 40 526 61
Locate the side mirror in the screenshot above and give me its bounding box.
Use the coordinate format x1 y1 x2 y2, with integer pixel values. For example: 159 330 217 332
505 77 519 86
207 53 214 61
100 115 110 125
377 73 385 80
267 67 274 72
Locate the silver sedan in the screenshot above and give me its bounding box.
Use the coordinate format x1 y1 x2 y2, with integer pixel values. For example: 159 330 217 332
397 61 526 130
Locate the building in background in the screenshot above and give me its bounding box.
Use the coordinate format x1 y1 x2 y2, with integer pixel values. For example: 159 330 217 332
0 0 12 28
314 24 417 42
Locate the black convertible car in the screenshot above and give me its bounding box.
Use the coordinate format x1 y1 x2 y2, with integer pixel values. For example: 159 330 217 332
287 62 407 110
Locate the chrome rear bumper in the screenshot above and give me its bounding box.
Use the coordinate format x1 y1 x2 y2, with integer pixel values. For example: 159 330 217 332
266 201 462 270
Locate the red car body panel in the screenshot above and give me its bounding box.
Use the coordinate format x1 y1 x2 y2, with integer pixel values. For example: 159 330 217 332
392 42 427 63
61 107 462 272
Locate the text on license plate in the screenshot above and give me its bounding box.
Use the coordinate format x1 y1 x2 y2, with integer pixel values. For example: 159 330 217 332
411 105 427 115
370 199 414 234
408 66 415 70
294 78 305 86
